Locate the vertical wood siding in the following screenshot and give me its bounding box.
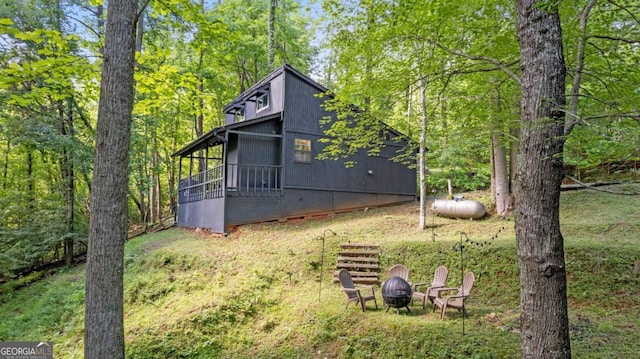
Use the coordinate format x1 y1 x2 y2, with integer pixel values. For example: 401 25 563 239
283 71 416 196
224 189 414 228
236 120 282 166
177 198 225 233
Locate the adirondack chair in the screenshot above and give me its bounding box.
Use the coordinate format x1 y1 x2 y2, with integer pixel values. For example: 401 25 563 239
411 265 449 310
388 264 410 282
338 269 378 312
432 271 475 319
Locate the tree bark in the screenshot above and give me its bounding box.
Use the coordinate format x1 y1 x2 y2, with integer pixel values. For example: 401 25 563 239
515 1 571 358
61 98 75 265
492 132 510 216
417 73 428 229
84 0 137 357
509 124 519 192
2 140 9 190
268 0 277 68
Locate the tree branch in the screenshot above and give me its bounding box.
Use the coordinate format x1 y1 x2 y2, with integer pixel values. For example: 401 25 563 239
590 34 640 44
426 39 521 84
565 0 597 136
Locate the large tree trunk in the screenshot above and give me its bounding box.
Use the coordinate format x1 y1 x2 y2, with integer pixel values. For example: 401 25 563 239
515 1 571 358
84 0 137 357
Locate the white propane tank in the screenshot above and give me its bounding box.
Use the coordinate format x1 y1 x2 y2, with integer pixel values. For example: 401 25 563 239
431 198 486 219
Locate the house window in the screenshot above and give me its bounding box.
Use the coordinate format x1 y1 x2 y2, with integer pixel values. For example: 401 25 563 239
256 92 269 112
235 108 245 122
294 138 311 162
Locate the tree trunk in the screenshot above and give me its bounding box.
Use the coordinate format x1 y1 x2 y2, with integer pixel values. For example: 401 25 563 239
155 172 162 222
196 50 206 173
2 140 8 190
84 0 137 357
26 151 34 207
515 1 571 358
96 4 104 53
417 74 428 229
268 0 277 68
492 132 510 216
490 136 495 202
137 162 148 230
565 0 596 135
61 98 75 265
509 124 519 192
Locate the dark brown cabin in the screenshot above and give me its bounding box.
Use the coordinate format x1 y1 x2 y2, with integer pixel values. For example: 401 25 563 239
173 65 416 233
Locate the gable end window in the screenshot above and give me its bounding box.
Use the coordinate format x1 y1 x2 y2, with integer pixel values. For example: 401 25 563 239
235 108 245 122
294 138 311 163
256 92 269 112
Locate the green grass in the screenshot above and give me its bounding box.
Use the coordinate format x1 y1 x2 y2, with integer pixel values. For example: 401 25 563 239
1 184 639 358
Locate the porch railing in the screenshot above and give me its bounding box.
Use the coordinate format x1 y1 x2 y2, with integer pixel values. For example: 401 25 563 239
178 163 282 203
227 163 282 196
178 165 224 203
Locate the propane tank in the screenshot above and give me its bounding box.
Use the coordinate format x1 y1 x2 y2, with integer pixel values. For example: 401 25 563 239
431 198 486 219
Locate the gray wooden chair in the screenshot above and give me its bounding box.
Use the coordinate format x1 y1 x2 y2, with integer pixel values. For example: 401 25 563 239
338 269 378 312
411 265 449 310
432 271 475 319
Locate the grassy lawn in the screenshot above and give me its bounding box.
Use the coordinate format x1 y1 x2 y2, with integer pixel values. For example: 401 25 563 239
1 184 639 358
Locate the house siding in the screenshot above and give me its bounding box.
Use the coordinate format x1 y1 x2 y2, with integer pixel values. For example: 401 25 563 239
224 188 413 228
282 70 416 196
225 196 284 226
234 119 282 166
177 197 225 233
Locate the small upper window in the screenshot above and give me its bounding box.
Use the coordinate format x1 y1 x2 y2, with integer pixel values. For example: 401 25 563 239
256 92 269 112
235 108 245 122
294 138 311 162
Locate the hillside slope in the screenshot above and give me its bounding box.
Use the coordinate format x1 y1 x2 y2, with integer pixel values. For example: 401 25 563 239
1 184 639 358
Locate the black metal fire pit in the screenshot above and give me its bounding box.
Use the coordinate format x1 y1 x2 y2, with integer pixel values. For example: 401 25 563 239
382 276 412 313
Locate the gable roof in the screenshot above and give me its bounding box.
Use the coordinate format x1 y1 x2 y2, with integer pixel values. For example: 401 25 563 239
172 64 415 157
223 64 329 113
173 65 327 158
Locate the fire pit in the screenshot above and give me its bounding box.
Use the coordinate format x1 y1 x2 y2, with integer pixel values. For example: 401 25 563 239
382 276 412 313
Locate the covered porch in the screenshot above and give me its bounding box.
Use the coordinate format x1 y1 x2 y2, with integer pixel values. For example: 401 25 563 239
173 116 284 232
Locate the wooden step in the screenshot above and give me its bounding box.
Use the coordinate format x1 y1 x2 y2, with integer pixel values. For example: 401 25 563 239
337 256 380 263
336 262 379 270
338 250 380 257
334 270 378 278
333 271 379 284
336 243 380 285
340 243 379 249
334 277 378 285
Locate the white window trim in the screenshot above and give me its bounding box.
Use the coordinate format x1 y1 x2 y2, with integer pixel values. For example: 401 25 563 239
294 138 312 163
256 92 269 113
235 108 245 122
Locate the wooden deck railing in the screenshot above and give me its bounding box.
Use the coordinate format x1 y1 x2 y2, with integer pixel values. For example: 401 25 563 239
226 163 282 196
178 163 282 203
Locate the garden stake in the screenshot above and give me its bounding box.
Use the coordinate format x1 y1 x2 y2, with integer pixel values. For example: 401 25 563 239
315 229 336 302
454 232 467 335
